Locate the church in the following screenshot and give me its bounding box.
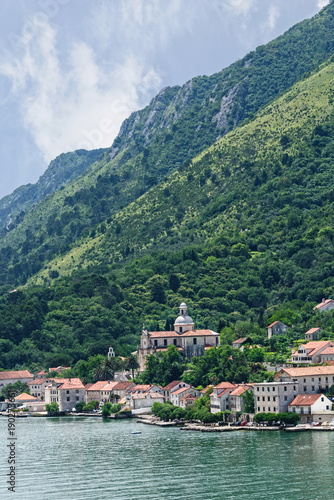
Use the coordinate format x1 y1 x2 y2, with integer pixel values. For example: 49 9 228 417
137 302 220 371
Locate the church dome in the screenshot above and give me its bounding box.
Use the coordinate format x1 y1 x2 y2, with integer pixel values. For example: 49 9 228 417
175 314 194 326
174 302 194 332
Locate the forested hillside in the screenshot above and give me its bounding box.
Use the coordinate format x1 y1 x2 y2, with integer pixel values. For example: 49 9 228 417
0 148 106 233
1 1 334 287
1 56 334 371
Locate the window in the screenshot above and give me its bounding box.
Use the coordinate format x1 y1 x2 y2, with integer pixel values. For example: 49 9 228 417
66 390 69 394
216 337 219 345
284 396 287 401
262 397 265 402
179 327 183 333
154 340 158 346
164 339 167 346
76 396 79 401
263 407 265 412
267 397 270 401
173 339 177 345
319 378 321 382
193 338 197 345
273 407 276 412
76 389 79 393
267 387 270 392
257 397 260 401
257 387 259 392
273 397 276 402
67 397 70 401
272 387 275 392
312 386 315 391
321 397 324 402
312 378 314 382
268 407 271 412
303 379 306 383
304 386 307 392
258 407 260 412
284 386 287 391
262 387 265 392
293 386 296 391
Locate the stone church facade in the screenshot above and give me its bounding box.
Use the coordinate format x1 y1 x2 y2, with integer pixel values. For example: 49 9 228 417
137 303 220 371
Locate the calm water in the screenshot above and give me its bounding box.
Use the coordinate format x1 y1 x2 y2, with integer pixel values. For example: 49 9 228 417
1 416 334 500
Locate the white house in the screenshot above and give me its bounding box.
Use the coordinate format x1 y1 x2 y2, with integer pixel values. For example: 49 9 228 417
210 382 236 413
45 378 85 412
291 341 334 364
170 386 200 407
288 393 332 415
0 370 33 391
267 321 288 339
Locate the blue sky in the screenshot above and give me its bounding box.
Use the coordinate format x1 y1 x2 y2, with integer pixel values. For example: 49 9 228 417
0 0 329 199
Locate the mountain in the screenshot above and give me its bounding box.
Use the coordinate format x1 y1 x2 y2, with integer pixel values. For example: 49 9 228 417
0 148 106 233
1 56 334 370
1 1 334 287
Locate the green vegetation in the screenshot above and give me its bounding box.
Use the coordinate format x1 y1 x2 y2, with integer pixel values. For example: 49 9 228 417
101 402 122 417
0 381 30 401
1 6 334 376
253 412 300 425
45 402 59 413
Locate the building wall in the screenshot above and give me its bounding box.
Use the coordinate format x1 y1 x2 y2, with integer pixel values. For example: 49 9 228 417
59 388 85 412
254 382 296 413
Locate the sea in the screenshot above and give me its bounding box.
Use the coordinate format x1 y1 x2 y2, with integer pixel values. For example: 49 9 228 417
0 416 333 500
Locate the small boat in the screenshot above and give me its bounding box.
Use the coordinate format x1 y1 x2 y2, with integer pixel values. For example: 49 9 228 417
131 430 142 434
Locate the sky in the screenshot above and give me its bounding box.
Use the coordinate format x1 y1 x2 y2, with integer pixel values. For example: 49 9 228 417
0 0 330 200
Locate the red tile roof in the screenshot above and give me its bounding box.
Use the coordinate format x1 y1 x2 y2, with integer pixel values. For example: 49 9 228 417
268 321 281 328
232 337 247 344
86 381 109 391
314 299 334 310
320 347 334 355
0 370 33 380
148 329 218 338
163 381 183 391
277 366 334 378
214 382 236 390
229 384 254 396
172 387 193 395
305 328 321 334
14 392 38 401
28 378 49 385
113 382 134 391
57 378 84 390
289 394 322 406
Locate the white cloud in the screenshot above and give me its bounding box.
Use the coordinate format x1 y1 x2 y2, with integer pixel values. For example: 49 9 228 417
0 17 162 162
317 0 330 8
267 5 279 30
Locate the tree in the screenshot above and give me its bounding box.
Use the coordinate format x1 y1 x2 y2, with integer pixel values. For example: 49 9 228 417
46 402 59 412
75 401 86 412
242 390 255 413
1 381 30 400
93 358 115 382
125 355 139 379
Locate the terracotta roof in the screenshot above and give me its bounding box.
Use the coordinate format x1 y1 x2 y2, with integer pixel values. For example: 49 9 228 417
148 329 218 338
289 394 322 406
155 347 184 352
314 299 334 310
128 384 153 392
15 393 38 401
229 384 254 397
321 347 334 355
0 370 33 380
305 328 321 334
268 321 281 328
215 382 236 390
212 388 232 398
57 378 84 390
172 387 194 395
277 366 334 378
132 392 164 399
163 381 183 391
28 378 49 385
84 383 94 390
201 385 213 394
233 337 247 344
86 381 109 391
101 382 119 391
113 382 134 391
36 370 47 376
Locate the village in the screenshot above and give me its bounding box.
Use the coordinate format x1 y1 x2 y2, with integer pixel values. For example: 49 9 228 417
2 299 334 430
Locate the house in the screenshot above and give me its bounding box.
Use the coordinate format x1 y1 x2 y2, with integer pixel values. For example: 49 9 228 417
48 366 71 374
314 298 334 312
28 378 56 399
305 328 321 341
162 381 191 401
0 370 34 391
275 365 334 394
85 381 109 404
320 347 334 363
210 382 236 413
253 381 296 414
131 392 165 411
179 393 199 408
291 341 334 364
232 338 247 350
137 303 220 371
170 386 201 407
267 321 288 339
44 378 85 412
14 393 38 404
288 393 332 417
229 384 254 413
